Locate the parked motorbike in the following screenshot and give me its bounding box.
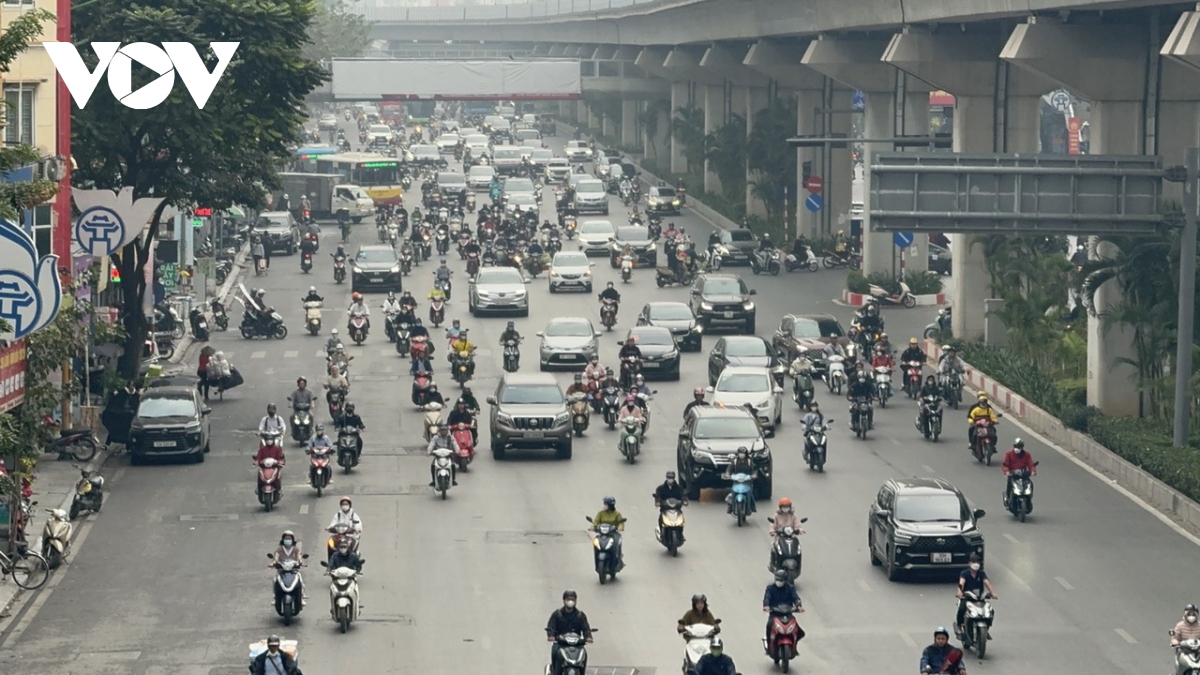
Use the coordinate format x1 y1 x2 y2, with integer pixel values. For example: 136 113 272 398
728 472 755 526
751 248 782 276
42 417 100 462
764 603 803 672
337 427 361 473
40 508 72 569
654 497 685 557
69 464 104 520
153 301 185 339
189 307 210 341
255 456 284 512
681 622 719 675
319 559 364 633
269 552 309 625
957 590 995 657
305 301 323 336
924 306 952 339
874 366 893 408
569 392 590 437
584 515 625 584
348 315 368 345
618 416 640 463
867 280 918 308
1004 462 1038 522
767 518 808 582
850 396 873 440
307 444 332 496
502 338 521 372
803 421 831 472
917 395 943 442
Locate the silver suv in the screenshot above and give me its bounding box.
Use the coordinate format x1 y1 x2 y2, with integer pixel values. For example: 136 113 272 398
486 372 572 460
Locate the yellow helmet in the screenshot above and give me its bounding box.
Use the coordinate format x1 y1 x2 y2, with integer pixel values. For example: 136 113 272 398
909 337 919 345
977 392 988 401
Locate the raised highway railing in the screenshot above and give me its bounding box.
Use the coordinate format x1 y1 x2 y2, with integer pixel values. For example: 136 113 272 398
353 0 686 22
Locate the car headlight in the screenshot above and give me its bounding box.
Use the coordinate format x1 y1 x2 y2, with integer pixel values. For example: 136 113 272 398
667 350 679 360
672 199 680 206
701 302 713 311
691 324 702 333
390 265 401 273
743 301 755 310
691 449 715 463
554 412 570 425
497 413 514 425
549 269 560 277
514 290 527 298
893 533 915 546
756 399 770 410
351 264 361 272
584 269 592 276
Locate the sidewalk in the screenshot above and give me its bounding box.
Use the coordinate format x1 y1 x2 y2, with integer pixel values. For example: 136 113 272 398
168 241 250 366
0 445 114 617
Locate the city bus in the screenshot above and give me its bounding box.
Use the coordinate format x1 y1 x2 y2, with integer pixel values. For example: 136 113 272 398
292 145 336 172
315 153 404 205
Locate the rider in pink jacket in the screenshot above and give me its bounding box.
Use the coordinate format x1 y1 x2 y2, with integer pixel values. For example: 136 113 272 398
1172 605 1200 646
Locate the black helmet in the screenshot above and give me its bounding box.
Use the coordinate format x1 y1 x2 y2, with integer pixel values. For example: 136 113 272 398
1013 438 1025 448
774 569 789 581
562 589 577 600
665 471 677 481
968 553 981 563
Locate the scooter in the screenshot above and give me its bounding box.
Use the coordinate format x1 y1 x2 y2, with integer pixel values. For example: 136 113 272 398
305 301 323 336
42 417 100 462
901 360 923 398
429 298 446 327
450 422 475 472
971 416 1001 465
803 421 831 472
850 396 873 440
290 404 313 445
600 386 621 429
348 315 368 345
545 631 595 675
751 248 782 276
767 517 808 582
957 590 995 658
867 280 918 308
336 427 361 474
681 622 720 674
300 251 313 273
68 464 104 520
325 522 360 561
40 508 72 569
825 355 846 395
584 515 625 584
431 446 455 499
189 307 210 341
618 416 641 464
600 299 618 330
942 371 964 409
319 559 364 633
434 274 452 300
784 246 819 272
569 393 590 437
727 472 755 526
255 456 284 512
333 256 347 284
764 604 803 672
654 497 686 557
924 306 952 339
307 444 332 497
619 255 634 283
153 302 185 339
502 338 521 372
1170 633 1200 675
451 350 474 387
917 395 943 441
269 552 309 625
874 366 893 408
790 365 815 410
394 321 412 355
210 298 229 331
1004 462 1038 522
400 249 413 275
421 402 444 442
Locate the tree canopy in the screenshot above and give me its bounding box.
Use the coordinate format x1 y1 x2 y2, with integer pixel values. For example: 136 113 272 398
0 10 60 221
303 0 373 62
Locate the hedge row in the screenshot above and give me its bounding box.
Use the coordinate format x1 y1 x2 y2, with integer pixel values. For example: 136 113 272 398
951 341 1200 503
847 271 944 296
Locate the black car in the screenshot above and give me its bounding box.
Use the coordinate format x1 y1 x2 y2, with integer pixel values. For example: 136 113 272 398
688 273 757 333
436 171 468 199
636 301 702 352
771 314 846 381
715 229 758 266
677 406 772 500
409 145 447 169
254 211 301 255
609 225 658 267
928 242 952 275
351 244 402 292
707 335 775 385
868 477 986 581
645 186 682 215
128 386 211 464
624 326 681 380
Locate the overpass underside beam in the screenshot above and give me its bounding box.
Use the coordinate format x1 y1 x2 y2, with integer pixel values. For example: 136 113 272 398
745 39 825 90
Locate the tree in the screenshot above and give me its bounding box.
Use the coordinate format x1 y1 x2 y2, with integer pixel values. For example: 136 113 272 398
747 97 798 226
704 115 746 201
303 0 373 62
670 104 705 173
637 99 670 159
0 11 60 221
69 0 326 380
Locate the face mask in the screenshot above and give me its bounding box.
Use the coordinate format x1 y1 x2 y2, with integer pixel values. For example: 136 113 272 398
711 651 722 657
969 563 981 571
564 600 576 609
282 539 294 547
781 507 791 513
337 549 349 555
775 581 785 587
341 505 351 513
1189 616 1197 624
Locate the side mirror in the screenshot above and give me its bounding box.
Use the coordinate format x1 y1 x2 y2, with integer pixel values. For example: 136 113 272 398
267 553 275 559
486 396 498 405
302 553 310 559
714 618 722 624
705 386 714 394
201 408 212 415
749 289 758 295
1033 461 1040 466
319 560 329 567
799 517 809 523
677 428 689 438
773 387 784 394
874 509 891 519
585 515 594 523
651 389 658 395
589 262 596 267
594 332 602 338
766 516 775 523
974 509 986 519
536 331 544 337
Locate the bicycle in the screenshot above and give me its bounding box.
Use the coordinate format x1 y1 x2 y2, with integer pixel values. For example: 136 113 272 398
0 545 50 590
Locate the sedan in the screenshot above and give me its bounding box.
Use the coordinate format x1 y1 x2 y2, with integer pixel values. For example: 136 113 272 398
609 225 657 267
565 140 593 162
318 114 338 131
577 220 616 256
469 266 530 316
544 158 572 184
548 251 594 293
707 366 784 435
504 194 539 216
538 317 601 370
707 335 776 385
645 186 682 215
637 301 702 351
468 165 496 191
625 326 681 380
351 244 402 292
714 229 758 266
435 134 460 153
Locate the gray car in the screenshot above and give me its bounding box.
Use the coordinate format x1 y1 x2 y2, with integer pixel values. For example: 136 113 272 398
538 317 601 370
486 372 572 459
573 179 608 215
128 386 212 464
468 266 530 316
255 211 301 255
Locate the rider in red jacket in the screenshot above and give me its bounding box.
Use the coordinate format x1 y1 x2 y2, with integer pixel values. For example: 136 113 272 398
254 442 285 466
1001 439 1036 474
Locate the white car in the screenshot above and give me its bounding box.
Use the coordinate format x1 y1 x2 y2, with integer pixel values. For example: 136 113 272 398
435 134 460 153
457 127 480 138
565 140 593 162
367 124 391 144
504 193 539 216
468 266 529 316
707 366 784 436
468 165 496 191
464 133 491 157
576 220 615 256
544 158 572 183
318 114 338 131
548 251 594 293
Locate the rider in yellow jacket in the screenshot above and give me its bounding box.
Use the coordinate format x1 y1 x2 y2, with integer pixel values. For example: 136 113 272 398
966 393 999 449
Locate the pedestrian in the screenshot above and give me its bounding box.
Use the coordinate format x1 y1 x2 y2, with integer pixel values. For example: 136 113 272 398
262 237 272 269
197 346 214 401
252 237 265 273
101 380 141 449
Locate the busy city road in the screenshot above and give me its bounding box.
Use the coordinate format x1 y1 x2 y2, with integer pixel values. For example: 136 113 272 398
0 119 1188 675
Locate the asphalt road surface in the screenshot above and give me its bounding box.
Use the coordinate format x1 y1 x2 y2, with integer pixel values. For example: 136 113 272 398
0 118 1184 675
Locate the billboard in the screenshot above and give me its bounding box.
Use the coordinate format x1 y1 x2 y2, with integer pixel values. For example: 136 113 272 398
331 59 582 100
0 340 27 414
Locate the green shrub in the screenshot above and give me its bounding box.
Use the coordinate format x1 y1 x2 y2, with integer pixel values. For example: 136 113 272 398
904 271 944 295
1088 416 1200 502
1057 404 1100 432
846 272 869 294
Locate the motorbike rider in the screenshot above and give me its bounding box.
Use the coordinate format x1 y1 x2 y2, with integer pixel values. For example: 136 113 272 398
323 364 350 401
445 318 464 343
790 235 809 260
299 230 317 257
326 538 363 574
270 530 307 603
455 386 481 414
499 321 522 346
654 471 687 509
720 447 757 514
337 402 366 459
757 232 775 253
259 403 288 438
250 635 299 675
324 328 342 356
289 377 315 422
546 590 594 675
462 237 482 259
955 553 998 636
307 424 333 487
800 402 828 462
694 637 737 675
303 286 324 303
846 371 875 428
920 628 967 675
382 291 403 318
427 285 447 304
618 174 633 197
619 335 642 363
434 257 453 292
966 393 999 451
426 424 460 487
854 301 884 336
446 399 477 444
331 243 348 264
253 431 286 466
939 346 967 379
762 570 804 644
408 316 431 343
916 375 942 432
410 348 435 379
618 394 645 438
1001 438 1037 506
1171 605 1200 648
629 374 652 407
598 282 621 305
592 496 626 570
398 291 419 322
683 387 709 420
566 373 591 399
769 497 802 538
900 337 925 365
677 593 717 634
347 292 371 333
423 382 447 408
329 496 363 540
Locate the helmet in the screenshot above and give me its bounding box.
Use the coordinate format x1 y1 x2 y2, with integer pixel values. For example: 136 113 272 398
665 471 677 481
562 589 577 600
452 319 461 326
314 424 324 434
1013 438 1025 449
909 337 918 345
602 496 616 507
297 377 306 385
606 281 614 288
977 393 989 402
635 374 645 384
735 446 749 456
1186 604 1198 614
267 635 281 646
280 529 295 543
779 497 792 508
267 403 277 412
440 257 447 264
693 386 704 397
309 286 317 293
691 593 707 605
969 553 981 563
837 230 844 236
352 292 362 302
934 627 950 639
880 332 888 340
388 291 395 299
773 569 789 582
709 637 724 651
339 496 353 507
331 328 339 335
625 394 635 403
335 343 345 350
345 402 355 413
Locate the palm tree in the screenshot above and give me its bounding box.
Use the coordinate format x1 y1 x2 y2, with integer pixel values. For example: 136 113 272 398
670 104 705 173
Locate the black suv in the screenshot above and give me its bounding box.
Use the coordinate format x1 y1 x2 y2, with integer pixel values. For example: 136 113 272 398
128 386 212 464
254 211 301 254
688 273 757 333
677 406 772 501
771 313 846 381
868 477 986 581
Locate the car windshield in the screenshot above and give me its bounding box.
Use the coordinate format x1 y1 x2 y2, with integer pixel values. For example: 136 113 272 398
531 149 553 160
694 416 760 440
546 321 593 337
508 195 536 206
632 330 673 346
499 385 562 404
702 278 745 295
437 134 458 143
411 146 438 158
567 141 587 148
617 227 650 241
547 159 569 167
894 494 967 522
138 396 196 418
469 167 495 179
437 173 466 185
580 222 613 234
649 304 693 320
369 125 390 135
793 318 843 338
553 254 588 267
476 269 521 285
717 373 769 393
515 130 540 140
577 182 605 194
256 215 290 230
505 178 535 192
356 248 397 263
653 187 677 197
725 339 769 357
494 149 521 160
728 230 756 242
466 135 489 145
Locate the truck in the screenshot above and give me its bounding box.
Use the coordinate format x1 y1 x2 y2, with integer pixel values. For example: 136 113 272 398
280 173 375 223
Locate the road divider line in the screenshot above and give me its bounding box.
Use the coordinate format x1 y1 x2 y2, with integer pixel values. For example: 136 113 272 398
284 350 298 358
1002 533 1021 544
251 351 266 359
314 349 326 357
857 578 871 593
899 632 917 648
1115 628 1137 644
299 504 309 515
1054 576 1074 590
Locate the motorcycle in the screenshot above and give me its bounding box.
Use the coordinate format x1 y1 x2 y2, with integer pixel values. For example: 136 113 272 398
466 251 480 276
240 309 288 340
393 321 412 355
337 427 361 473
348 315 369 345
764 603 803 672
307 444 332 496
618 416 641 463
546 631 594 675
429 298 446 327
68 464 104 520
400 250 413 276
917 395 943 442
563 217 578 239
821 247 862 270
768 518 808 582
619 357 642 390
327 389 346 426
421 402 444 442
42 417 100 462
154 333 176 361
383 310 400 342
791 366 815 410
681 622 719 674
825 354 846 394
325 522 360 561
333 256 347 284
751 248 782 276
803 421 831 472
600 298 618 330
40 508 72 569
153 301 185 339
304 300 323 336
942 371 964 409
784 246 819 272
290 404 313 444
189 307 209 341
431 446 455 499
300 251 313 273
654 497 685 557
867 280 918 309
450 421 475 472
924 306 952 339
502 338 521 372
600 386 622 429
957 590 995 658
619 255 634 283
1171 632 1200 675
451 350 474 387
210 298 229 331
584 515 625 584
874 366 893 408
971 416 1001 464
727 472 755 526
569 392 590 437
435 229 451 256
850 396 873 440
255 456 284 512
901 360 923 398
1004 462 1038 522
410 334 431 362
319 559 364 633
269 552 309 625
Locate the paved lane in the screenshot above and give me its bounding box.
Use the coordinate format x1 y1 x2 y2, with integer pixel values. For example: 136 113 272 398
0 119 1184 675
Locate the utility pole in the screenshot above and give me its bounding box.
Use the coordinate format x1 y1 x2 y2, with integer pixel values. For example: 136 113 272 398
1173 148 1199 448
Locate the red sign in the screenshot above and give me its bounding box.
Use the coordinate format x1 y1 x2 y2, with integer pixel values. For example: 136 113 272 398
929 91 956 107
0 341 27 414
1067 117 1082 155
193 207 213 217
804 176 824 194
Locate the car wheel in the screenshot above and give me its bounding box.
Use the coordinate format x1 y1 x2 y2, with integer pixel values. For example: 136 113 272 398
557 442 572 459
745 318 756 334
686 476 702 501
753 469 773 500
885 544 902 581
193 450 206 464
520 305 529 317
670 368 681 381
491 441 507 460
549 285 557 294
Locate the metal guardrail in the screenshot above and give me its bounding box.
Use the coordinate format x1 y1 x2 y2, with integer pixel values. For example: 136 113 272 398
354 0 676 22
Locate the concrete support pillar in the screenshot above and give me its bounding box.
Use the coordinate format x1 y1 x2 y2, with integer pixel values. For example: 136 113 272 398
702 83 725 195
576 100 588 126
587 105 601 132
644 102 670 163
670 81 688 174
602 112 616 138
742 86 770 218
558 100 571 119
950 96 995 341
621 99 640 148
861 89 927 276
795 86 852 239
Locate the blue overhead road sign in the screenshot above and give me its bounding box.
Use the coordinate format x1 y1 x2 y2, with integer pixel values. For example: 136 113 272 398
805 194 823 213
893 232 914 248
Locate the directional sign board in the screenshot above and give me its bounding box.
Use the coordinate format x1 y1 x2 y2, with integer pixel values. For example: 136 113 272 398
805 194 823 213
804 176 824 194
893 232 914 249
1049 90 1072 113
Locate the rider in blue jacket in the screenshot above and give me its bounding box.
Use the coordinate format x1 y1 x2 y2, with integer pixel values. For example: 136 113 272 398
762 569 803 642
920 627 967 674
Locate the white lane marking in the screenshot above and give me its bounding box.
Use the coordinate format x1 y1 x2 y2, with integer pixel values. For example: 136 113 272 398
1055 576 1074 590
922 465 936 474
264 368 275 376
299 504 309 515
379 349 393 357
890 438 900 445
251 351 266 359
1006 414 1200 548
284 350 299 358
857 578 871 593
1002 533 1021 544
899 632 917 648
1115 628 1137 644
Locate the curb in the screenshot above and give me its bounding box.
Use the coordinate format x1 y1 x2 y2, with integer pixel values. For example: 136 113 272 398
842 289 946 307
168 241 250 365
920 338 1200 537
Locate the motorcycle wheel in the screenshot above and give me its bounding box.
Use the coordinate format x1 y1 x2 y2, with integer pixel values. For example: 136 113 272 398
985 448 993 466
849 257 862 271
69 501 81 520
309 324 320 336
770 265 780 276
71 437 98 462
598 568 607 585
806 260 819 272
282 600 294 626
736 510 746 527
903 294 918 308
656 277 666 288
932 421 941 442
264 496 273 512
158 342 175 360
781 649 791 673
1016 498 1026 523
975 625 988 658
215 268 228 284
316 482 323 498
171 324 185 339
821 255 837 269
274 325 289 339
340 616 350 633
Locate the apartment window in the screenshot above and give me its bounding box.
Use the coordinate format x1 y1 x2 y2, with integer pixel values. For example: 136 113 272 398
28 204 51 258
1 0 35 6
4 84 35 147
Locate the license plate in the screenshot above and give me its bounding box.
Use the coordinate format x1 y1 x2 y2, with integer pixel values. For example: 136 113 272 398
931 254 939 260
723 311 735 319
931 553 952 563
368 278 382 283
642 361 660 368
524 432 545 438
560 354 580 360
153 440 176 448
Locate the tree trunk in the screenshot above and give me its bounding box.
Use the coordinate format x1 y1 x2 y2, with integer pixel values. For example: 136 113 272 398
116 245 148 382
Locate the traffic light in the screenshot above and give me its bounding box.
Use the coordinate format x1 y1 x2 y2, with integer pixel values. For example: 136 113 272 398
110 265 121 283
